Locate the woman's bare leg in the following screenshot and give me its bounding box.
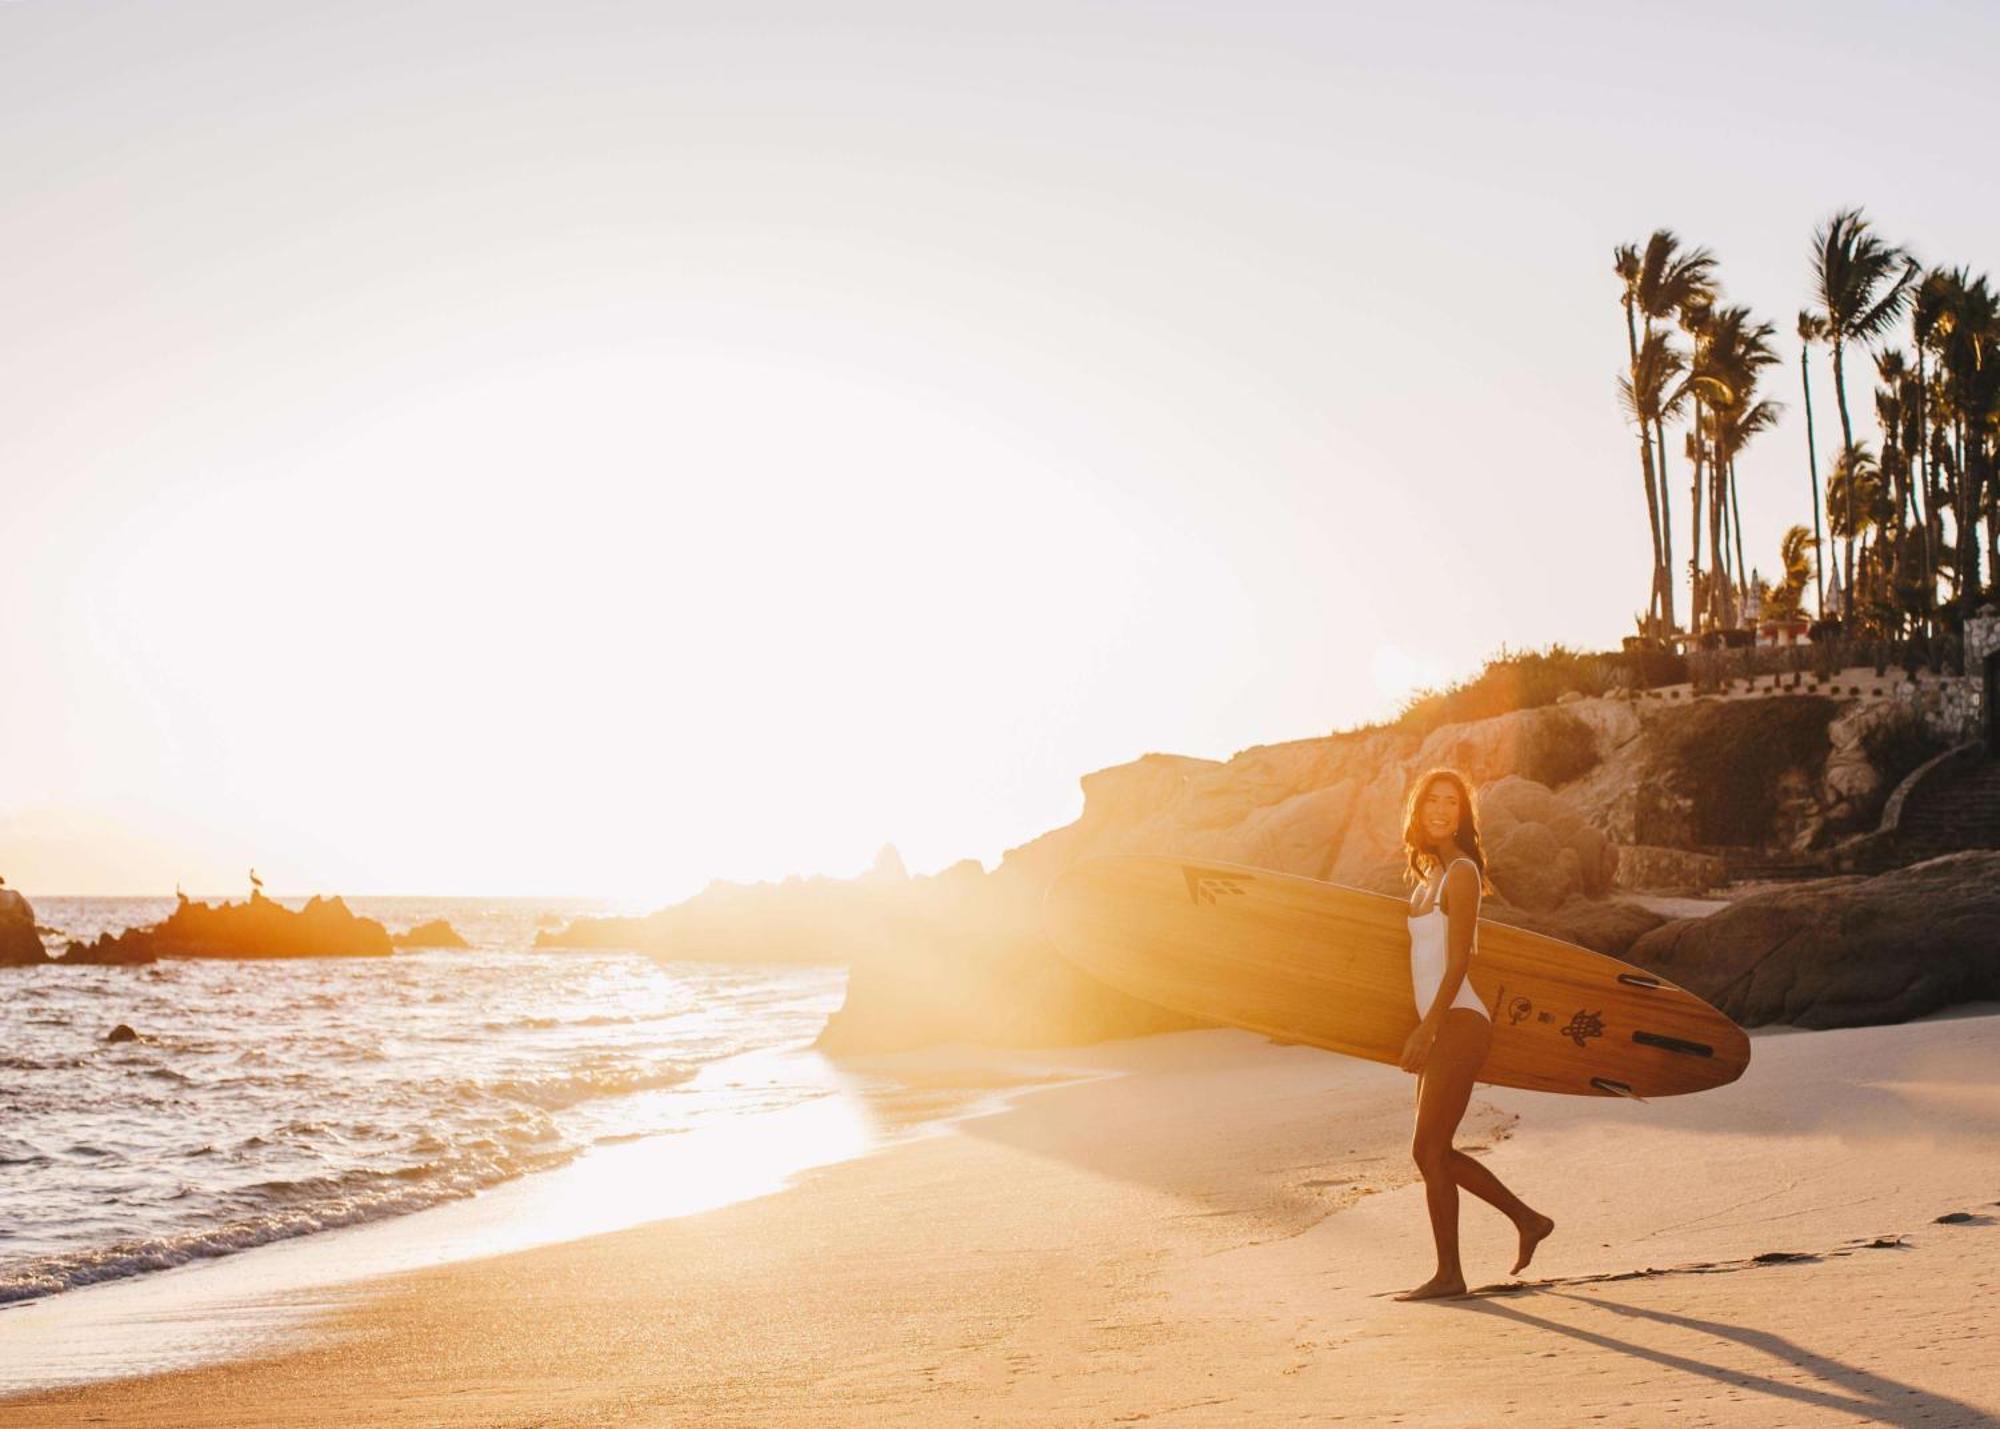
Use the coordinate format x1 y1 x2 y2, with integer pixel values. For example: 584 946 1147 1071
1395 1009 1552 1300
1448 1150 1554 1274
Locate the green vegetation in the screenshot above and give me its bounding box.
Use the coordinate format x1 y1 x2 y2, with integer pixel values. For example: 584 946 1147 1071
1385 642 1681 738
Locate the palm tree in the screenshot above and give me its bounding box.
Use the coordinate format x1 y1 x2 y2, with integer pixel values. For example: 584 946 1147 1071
1910 269 1951 628
1873 349 1927 633
1760 523 1816 624
1827 444 1889 624
1614 244 1667 634
1621 329 1690 629
1810 208 1915 620
1796 311 1829 617
1928 268 1999 624
1720 398 1781 625
1681 302 1717 627
1619 230 1716 634
1690 307 1779 628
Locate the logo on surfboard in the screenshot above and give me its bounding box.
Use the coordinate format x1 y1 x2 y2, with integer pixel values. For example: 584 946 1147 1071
1560 1009 1607 1048
1182 867 1253 906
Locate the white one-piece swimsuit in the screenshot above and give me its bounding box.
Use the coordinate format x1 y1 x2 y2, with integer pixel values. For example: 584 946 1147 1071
1407 856 1490 1022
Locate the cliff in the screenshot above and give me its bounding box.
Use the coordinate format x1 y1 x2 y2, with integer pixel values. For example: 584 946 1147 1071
531 687 1980 1051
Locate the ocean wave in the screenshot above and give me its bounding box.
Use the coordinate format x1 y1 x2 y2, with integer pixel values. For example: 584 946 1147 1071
0 1142 578 1305
0 925 846 1310
471 1061 695 1112
0 1055 79 1072
481 1011 671 1032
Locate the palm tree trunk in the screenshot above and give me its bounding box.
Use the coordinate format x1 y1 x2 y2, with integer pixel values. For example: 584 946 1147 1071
1832 334 1859 624
1655 412 1678 632
1801 343 1826 617
1624 300 1666 636
1915 346 1934 633
1730 456 1750 630
1689 400 1705 630
1709 443 1728 627
1955 423 1981 629
1978 443 1995 616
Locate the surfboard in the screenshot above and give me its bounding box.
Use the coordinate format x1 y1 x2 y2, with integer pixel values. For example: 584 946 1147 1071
1044 855 1749 1099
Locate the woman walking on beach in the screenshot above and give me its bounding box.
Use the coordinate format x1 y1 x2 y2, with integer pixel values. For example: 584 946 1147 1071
1394 768 1554 1301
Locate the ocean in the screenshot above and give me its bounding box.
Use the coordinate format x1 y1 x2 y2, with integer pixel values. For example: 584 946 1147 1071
0 896 851 1306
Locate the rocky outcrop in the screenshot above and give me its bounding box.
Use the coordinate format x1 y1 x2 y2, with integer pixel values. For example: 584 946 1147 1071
1476 776 1617 911
392 918 469 950
60 934 157 965
60 892 393 963
0 886 46 965
816 867 1198 1053
1484 894 1667 961
1626 851 2000 1028
542 687 1959 1052
538 844 914 964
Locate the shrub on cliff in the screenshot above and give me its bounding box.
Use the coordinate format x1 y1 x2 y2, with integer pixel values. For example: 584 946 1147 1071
1390 643 1682 738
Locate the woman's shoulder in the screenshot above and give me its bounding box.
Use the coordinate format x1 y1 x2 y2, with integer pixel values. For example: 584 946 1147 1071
1441 855 1486 901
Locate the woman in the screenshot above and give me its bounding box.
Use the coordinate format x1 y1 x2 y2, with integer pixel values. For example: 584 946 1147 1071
1393 768 1554 1301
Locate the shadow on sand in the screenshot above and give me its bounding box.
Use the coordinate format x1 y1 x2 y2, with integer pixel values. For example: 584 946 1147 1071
1450 1287 1990 1423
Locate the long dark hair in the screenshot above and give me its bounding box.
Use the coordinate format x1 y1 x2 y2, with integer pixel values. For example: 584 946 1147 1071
1399 766 1493 893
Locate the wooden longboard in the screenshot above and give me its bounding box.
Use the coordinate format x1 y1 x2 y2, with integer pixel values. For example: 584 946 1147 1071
1044 855 1749 1099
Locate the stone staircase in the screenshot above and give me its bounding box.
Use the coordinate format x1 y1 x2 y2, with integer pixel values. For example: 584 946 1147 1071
1890 748 2000 861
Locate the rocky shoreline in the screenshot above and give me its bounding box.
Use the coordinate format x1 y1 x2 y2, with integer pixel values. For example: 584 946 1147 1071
7 684 1991 1048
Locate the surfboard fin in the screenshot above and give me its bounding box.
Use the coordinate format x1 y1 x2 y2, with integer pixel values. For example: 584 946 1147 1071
1590 1077 1650 1103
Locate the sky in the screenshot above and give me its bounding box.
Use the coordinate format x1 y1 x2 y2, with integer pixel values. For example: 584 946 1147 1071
4 0 1997 899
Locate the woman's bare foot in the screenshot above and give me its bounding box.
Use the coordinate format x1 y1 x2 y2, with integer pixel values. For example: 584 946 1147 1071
1393 1273 1468 1302
1511 1212 1555 1275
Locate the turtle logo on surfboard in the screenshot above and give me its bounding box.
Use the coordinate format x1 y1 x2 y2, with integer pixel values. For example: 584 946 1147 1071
1560 1009 1607 1048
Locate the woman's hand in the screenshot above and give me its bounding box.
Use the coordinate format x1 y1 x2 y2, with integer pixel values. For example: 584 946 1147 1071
1399 1020 1437 1074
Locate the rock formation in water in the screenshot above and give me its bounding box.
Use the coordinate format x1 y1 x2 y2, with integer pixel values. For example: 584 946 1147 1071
0 884 46 965
391 918 470 949
59 890 393 963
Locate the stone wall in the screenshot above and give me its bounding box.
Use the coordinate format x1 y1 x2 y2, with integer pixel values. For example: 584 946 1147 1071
1895 606 1999 746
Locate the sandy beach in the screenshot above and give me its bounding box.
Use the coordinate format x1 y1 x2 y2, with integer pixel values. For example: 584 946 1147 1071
6 1007 1997 1427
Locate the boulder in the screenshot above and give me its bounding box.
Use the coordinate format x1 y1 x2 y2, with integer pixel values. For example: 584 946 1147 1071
1486 821 1576 911
391 918 470 950
0 886 46 966
1483 895 1667 960
1473 776 1614 909
105 1023 139 1044
1626 850 2000 1028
